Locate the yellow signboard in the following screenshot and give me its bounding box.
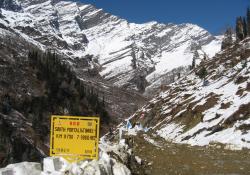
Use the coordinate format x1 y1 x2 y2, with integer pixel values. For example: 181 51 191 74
50 115 100 162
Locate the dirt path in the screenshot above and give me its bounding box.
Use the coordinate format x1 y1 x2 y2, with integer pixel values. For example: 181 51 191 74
132 134 250 175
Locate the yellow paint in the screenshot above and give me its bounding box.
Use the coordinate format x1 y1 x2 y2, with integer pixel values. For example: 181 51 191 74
50 115 100 162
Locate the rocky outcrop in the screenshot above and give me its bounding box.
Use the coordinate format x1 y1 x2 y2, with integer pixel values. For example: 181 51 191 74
0 0 21 12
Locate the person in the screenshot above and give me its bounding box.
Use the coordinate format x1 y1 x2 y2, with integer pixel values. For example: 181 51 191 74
126 120 132 130
203 79 209 86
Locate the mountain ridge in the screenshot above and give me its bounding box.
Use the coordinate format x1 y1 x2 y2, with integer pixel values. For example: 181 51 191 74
0 0 221 96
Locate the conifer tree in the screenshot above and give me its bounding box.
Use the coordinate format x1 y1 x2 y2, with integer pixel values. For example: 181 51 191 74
236 17 244 41
191 50 199 69
243 17 248 38
221 27 233 50
197 66 207 80
191 58 195 70
247 7 250 36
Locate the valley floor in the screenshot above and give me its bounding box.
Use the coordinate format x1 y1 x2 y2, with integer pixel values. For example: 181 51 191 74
132 133 250 175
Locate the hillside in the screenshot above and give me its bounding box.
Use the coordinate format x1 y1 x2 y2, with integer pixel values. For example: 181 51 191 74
130 37 250 149
0 29 114 166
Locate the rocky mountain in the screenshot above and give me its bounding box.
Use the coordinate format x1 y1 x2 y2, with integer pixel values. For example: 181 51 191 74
0 0 221 97
0 0 149 117
1 1 250 174
130 37 250 149
0 0 225 170
1 35 249 173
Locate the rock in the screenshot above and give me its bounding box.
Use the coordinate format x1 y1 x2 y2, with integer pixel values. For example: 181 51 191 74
0 169 14 175
147 162 153 166
0 0 21 12
135 156 142 165
43 157 64 172
0 162 41 175
113 162 131 175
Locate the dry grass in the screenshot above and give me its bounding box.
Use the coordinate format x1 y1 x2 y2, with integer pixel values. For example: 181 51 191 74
193 93 220 114
246 82 250 92
224 102 250 127
220 102 231 109
235 76 249 84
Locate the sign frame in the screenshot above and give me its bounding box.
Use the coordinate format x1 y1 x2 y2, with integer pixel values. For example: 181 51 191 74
50 115 100 162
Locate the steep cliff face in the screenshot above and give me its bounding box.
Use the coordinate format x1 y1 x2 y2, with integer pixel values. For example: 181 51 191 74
0 0 221 96
1 0 148 117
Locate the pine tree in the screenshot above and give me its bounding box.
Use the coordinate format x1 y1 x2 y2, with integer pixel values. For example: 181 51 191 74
236 17 244 41
203 53 208 60
191 58 195 70
197 67 207 80
243 17 248 38
191 50 199 69
247 7 250 36
221 27 233 50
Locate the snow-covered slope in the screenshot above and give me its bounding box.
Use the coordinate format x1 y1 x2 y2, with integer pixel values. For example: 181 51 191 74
0 0 221 95
129 38 250 149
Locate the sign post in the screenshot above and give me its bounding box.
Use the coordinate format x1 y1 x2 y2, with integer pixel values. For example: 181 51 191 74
50 115 100 162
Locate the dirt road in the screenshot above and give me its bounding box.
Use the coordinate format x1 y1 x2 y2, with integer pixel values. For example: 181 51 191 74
133 134 250 175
